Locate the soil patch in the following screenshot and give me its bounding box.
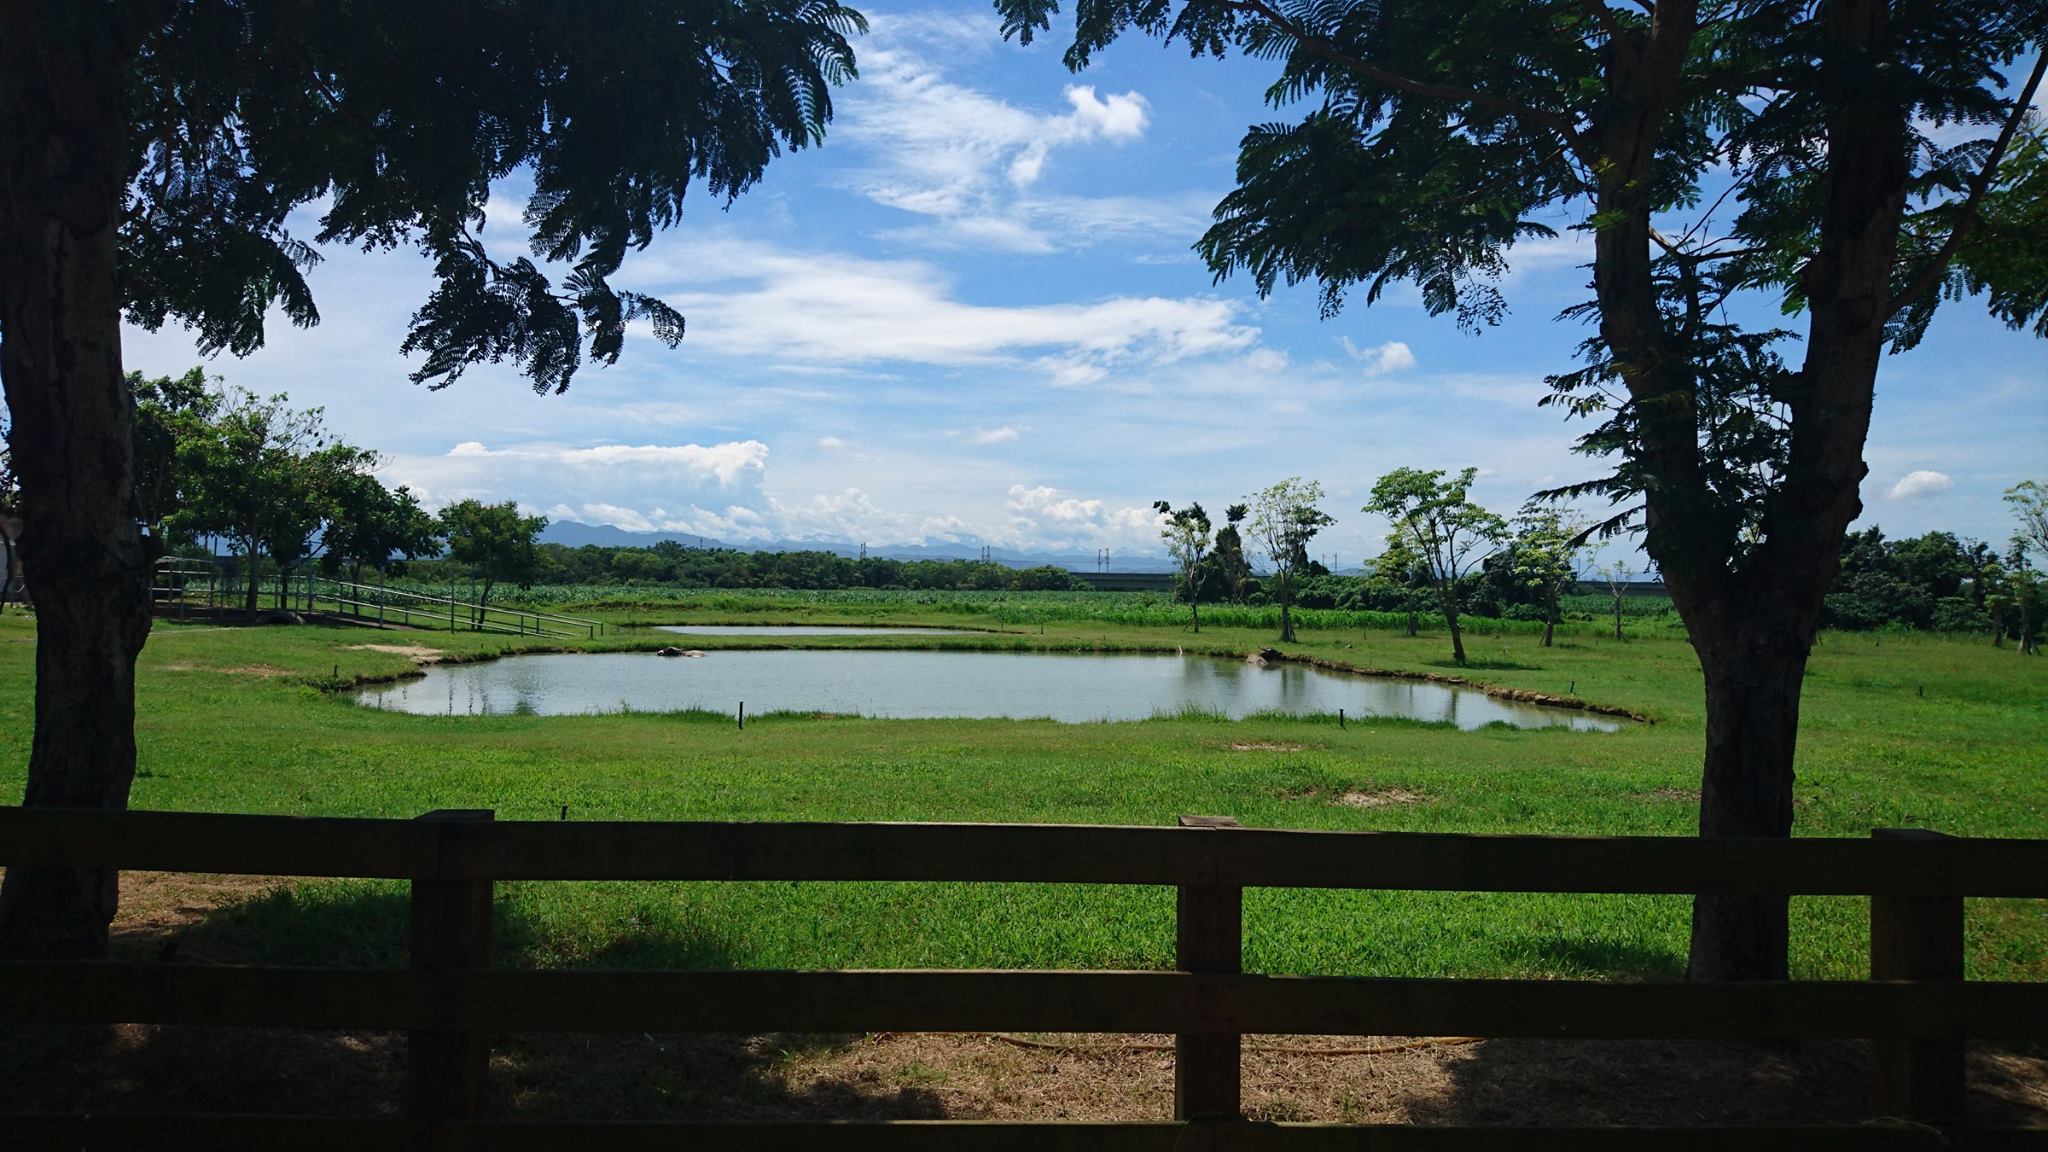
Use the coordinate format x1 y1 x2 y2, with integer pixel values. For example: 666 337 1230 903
1334 787 1428 809
1634 787 1701 804
1278 786 1429 809
1227 741 1308 753
221 664 291 678
347 643 445 664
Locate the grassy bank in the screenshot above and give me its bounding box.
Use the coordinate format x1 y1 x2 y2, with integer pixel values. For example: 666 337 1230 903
0 600 2042 983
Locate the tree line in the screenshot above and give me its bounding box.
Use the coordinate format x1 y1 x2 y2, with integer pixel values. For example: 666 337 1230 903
1156 471 2048 661
496 542 1088 594
123 369 555 619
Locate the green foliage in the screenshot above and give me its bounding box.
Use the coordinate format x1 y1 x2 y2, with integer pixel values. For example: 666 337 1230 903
129 368 220 545
1154 500 1212 627
169 386 379 606
1365 467 1507 660
109 0 866 395
1247 477 1334 640
321 475 442 582
439 500 548 604
2009 480 2048 563
1505 505 1589 643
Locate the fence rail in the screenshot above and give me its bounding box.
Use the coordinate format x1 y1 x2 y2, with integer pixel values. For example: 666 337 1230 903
147 561 603 638
2 806 2045 1148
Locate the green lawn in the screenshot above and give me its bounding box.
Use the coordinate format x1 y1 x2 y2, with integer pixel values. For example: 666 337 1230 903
1 599 2042 982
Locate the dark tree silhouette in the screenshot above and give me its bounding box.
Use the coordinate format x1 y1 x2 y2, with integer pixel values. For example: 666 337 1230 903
0 0 864 957
997 0 2048 980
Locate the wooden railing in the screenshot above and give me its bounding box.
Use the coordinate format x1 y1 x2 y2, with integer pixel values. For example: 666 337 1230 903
3 806 2046 1149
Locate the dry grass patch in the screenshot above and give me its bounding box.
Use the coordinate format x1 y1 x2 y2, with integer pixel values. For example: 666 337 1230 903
220 663 292 678
346 643 444 664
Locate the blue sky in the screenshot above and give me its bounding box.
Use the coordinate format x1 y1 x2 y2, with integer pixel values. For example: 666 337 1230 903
120 6 2047 566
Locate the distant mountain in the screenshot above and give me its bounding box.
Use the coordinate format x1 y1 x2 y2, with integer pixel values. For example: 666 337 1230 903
536 520 1178 573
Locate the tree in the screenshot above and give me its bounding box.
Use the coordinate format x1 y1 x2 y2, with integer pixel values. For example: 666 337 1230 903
257 441 380 608
440 500 548 622
2008 482 2048 656
130 368 219 550
1211 503 1253 604
173 389 339 618
0 2 863 957
1154 500 1213 631
1598 559 1634 642
1365 468 1506 665
1510 505 1589 647
321 476 443 585
996 0 2048 981
1247 478 1334 643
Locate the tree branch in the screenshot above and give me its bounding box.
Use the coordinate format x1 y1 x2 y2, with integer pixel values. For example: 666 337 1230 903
1887 50 2048 319
1207 0 1594 162
1581 0 1624 46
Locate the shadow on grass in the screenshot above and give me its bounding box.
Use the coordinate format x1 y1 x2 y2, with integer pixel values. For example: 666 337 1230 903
1526 934 1685 980
1418 658 1545 672
0 878 947 1122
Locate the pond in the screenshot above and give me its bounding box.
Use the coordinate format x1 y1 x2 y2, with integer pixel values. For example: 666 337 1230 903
652 625 976 636
356 650 1617 730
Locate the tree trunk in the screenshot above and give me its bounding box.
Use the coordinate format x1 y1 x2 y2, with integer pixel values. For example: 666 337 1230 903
0 523 15 613
1584 0 1904 981
1190 582 1200 634
1277 573 1293 642
0 10 148 959
1613 595 1623 641
1542 585 1558 648
1406 609 1417 637
1685 617 1807 981
243 540 260 618
1439 586 1465 664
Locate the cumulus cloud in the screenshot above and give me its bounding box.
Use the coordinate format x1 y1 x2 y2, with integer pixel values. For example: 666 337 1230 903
1886 470 1954 499
1004 483 1164 549
967 426 1021 445
817 435 847 449
1342 338 1417 377
441 440 768 486
832 16 1192 251
631 238 1257 372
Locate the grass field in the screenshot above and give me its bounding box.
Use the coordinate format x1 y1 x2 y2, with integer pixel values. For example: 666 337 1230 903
0 596 2042 985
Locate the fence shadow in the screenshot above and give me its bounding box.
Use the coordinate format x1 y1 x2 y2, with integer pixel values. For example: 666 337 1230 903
0 876 947 1122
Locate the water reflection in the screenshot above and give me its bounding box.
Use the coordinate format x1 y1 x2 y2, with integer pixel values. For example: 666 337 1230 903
358 650 1617 731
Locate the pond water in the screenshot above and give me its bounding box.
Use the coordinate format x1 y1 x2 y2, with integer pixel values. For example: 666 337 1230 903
356 650 1617 730
653 625 975 636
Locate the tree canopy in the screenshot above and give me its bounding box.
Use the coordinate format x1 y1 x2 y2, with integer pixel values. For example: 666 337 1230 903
1154 500 1214 631
1365 467 1507 664
996 0 2048 981
0 0 869 956
1247 477 1334 642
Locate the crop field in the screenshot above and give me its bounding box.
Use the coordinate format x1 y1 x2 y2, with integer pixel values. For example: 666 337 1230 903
373 581 1685 634
2 590 2041 990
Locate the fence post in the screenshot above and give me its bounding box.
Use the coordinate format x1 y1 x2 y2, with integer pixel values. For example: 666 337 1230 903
1870 827 1965 1128
409 808 495 1120
1176 814 1243 1122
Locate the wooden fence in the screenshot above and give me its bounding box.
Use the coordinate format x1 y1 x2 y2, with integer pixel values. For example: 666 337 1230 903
3 806 2046 1149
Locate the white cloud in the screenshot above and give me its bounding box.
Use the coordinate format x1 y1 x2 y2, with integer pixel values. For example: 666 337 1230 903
1003 483 1164 549
967 425 1021 445
1342 338 1417 377
629 238 1257 372
834 19 1186 251
818 435 847 449
443 440 768 486
1886 470 1954 500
